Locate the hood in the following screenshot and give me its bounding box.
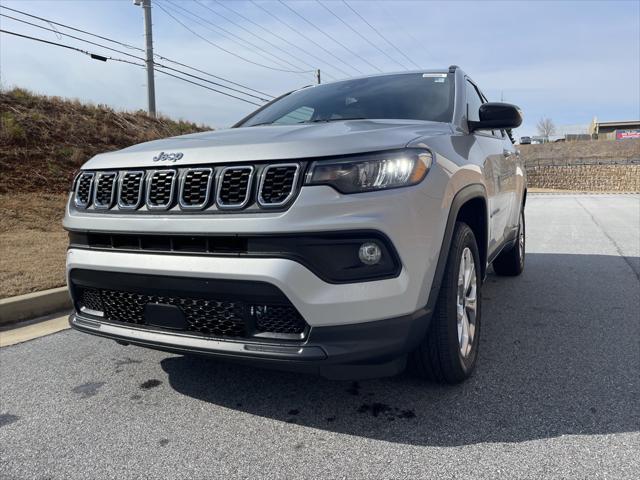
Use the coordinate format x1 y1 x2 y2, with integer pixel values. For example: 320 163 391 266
82 119 452 170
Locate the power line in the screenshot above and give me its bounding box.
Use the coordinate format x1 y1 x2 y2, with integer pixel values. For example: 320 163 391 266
152 53 273 98
0 4 274 99
215 0 341 80
0 28 101 57
379 1 434 67
154 68 261 106
249 0 354 78
1 13 146 62
273 0 362 75
342 1 421 70
195 0 332 80
156 0 313 74
278 0 381 74
155 64 269 102
163 0 311 76
0 12 270 102
0 29 262 106
317 1 406 71
0 4 144 53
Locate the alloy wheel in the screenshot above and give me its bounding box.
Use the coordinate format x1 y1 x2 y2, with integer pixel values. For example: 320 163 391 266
456 247 477 358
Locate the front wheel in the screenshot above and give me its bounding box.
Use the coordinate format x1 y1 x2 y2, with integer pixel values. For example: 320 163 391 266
412 222 481 384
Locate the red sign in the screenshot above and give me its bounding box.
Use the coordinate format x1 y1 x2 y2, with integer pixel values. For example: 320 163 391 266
616 129 640 140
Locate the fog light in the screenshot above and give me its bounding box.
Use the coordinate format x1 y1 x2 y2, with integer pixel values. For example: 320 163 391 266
358 242 382 265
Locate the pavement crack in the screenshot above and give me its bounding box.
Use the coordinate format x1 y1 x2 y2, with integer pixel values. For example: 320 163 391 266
574 197 640 282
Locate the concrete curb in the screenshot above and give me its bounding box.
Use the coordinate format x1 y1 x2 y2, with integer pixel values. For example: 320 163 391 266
0 287 71 326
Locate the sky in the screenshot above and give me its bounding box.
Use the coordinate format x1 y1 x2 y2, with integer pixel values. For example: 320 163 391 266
1 0 639 137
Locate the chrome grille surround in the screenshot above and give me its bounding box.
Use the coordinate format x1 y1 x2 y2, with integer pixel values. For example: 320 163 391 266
117 171 145 210
72 161 303 213
74 172 95 209
257 163 300 207
146 169 177 210
179 168 214 210
93 171 118 209
216 165 254 210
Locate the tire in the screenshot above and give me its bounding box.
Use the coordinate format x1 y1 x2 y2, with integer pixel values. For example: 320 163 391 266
412 222 482 384
493 209 525 276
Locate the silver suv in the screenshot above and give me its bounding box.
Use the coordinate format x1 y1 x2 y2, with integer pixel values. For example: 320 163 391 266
65 66 526 383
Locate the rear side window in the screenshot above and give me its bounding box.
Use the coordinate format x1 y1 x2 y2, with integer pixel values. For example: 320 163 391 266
466 80 483 122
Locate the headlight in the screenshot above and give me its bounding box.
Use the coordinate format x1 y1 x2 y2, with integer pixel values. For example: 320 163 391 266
304 148 432 194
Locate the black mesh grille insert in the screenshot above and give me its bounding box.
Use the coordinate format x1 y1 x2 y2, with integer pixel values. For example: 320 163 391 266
259 165 298 205
180 169 212 208
94 172 117 208
217 167 252 207
81 288 104 312
101 289 246 336
76 287 307 338
119 171 144 208
147 170 176 209
253 305 308 334
74 173 94 208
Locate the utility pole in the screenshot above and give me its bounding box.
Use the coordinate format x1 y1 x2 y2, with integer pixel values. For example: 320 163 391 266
134 0 156 117
316 69 321 85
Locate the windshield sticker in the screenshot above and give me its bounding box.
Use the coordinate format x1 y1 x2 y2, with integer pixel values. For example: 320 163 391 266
422 73 447 78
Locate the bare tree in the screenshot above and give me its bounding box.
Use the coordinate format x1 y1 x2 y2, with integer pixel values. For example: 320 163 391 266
537 117 556 141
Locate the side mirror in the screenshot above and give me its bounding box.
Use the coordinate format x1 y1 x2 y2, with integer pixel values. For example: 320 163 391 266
469 102 523 131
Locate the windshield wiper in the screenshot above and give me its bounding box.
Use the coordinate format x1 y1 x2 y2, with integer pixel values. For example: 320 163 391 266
301 117 367 123
247 117 367 127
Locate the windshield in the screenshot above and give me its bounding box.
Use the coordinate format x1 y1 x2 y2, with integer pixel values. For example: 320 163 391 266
239 73 455 127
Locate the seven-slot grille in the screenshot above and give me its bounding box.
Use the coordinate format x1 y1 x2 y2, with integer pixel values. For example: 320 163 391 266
146 170 177 210
258 164 300 206
118 171 144 209
217 166 253 208
93 172 118 209
179 168 213 209
72 163 301 212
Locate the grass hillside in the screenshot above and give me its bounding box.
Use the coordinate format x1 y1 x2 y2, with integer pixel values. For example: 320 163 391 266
0 88 210 298
0 88 210 194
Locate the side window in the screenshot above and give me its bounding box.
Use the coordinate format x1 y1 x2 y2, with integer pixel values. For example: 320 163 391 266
465 81 483 122
273 106 314 124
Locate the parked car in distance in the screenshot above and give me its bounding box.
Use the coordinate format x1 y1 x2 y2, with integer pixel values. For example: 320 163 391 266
65 66 526 383
520 136 531 144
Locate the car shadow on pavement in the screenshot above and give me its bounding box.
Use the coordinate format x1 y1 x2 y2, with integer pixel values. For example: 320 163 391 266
161 253 639 446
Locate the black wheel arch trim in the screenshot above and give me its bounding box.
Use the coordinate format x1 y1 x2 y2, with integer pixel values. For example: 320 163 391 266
425 183 488 314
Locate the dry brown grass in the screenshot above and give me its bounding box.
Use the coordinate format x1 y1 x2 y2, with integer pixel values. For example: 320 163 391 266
0 87 210 194
0 88 211 298
1 193 68 298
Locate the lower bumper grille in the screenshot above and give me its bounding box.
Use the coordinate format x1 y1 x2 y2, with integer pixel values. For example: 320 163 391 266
76 284 307 340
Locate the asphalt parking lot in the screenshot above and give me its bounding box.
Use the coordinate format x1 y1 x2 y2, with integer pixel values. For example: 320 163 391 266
1 194 639 479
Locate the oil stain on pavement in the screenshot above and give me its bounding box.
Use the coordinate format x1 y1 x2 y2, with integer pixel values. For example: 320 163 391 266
71 382 105 399
0 413 20 428
139 379 162 390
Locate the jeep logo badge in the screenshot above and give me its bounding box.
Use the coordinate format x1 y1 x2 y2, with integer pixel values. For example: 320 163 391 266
153 152 184 162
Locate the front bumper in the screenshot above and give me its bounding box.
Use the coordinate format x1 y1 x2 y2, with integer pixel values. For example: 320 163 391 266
69 306 430 379
65 182 448 378
65 184 448 327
